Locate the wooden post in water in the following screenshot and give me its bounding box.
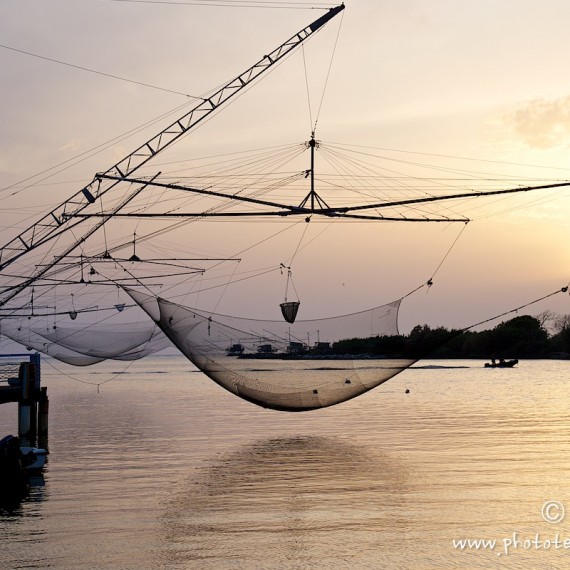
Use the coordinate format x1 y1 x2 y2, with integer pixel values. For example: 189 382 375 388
37 387 49 450
30 354 40 447
18 362 36 446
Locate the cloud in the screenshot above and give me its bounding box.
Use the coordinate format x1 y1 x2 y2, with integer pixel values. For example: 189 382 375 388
59 138 85 153
502 96 570 149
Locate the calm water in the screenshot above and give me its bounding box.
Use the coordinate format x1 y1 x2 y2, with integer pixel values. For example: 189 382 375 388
1 356 570 569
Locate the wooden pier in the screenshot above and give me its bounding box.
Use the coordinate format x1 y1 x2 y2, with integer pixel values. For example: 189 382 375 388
0 353 48 448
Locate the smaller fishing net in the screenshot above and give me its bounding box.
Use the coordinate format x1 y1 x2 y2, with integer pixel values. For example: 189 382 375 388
127 288 418 411
0 317 171 366
280 301 300 324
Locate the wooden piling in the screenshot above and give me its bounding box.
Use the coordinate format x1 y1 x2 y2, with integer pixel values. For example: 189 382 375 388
1 353 47 450
37 387 49 450
17 362 36 446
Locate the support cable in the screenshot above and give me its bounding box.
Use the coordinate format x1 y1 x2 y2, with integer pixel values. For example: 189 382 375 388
427 221 469 287
313 5 344 133
463 286 570 332
301 44 314 133
0 43 201 99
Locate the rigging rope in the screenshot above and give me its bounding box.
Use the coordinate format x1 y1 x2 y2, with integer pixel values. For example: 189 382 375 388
288 219 311 265
44 349 141 392
463 286 569 333
106 0 332 8
428 221 469 284
209 257 240 316
0 43 200 99
0 99 195 198
301 44 314 132
313 5 344 133
280 263 300 303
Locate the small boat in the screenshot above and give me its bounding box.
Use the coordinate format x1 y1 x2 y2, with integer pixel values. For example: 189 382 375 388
20 446 47 471
0 435 46 506
0 435 29 503
484 359 518 368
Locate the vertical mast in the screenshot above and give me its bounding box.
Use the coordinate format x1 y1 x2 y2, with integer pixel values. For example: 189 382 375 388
310 132 316 211
299 131 330 214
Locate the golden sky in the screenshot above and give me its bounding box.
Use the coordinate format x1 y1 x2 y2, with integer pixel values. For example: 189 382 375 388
1 0 570 330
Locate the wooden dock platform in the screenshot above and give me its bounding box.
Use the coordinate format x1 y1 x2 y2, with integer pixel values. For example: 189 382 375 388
0 385 21 404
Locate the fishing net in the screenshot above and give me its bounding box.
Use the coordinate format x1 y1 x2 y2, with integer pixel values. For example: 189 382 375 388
0 360 21 385
280 301 300 324
0 318 171 366
127 288 417 412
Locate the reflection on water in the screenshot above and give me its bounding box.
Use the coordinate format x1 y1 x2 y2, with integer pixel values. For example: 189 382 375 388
1 357 570 569
162 436 406 569
0 474 46 515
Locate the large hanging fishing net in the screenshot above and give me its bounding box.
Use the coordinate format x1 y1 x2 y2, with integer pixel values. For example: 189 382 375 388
127 288 417 411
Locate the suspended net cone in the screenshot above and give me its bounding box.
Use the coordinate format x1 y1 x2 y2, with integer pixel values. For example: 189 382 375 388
0 317 172 366
280 301 300 324
125 288 421 412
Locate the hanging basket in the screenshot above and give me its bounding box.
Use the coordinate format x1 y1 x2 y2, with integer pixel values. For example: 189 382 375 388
280 301 300 324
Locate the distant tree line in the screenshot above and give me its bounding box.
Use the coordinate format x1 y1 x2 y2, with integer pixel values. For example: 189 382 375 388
331 313 570 359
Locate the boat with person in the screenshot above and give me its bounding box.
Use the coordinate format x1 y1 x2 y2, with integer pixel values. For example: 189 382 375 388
484 359 519 368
